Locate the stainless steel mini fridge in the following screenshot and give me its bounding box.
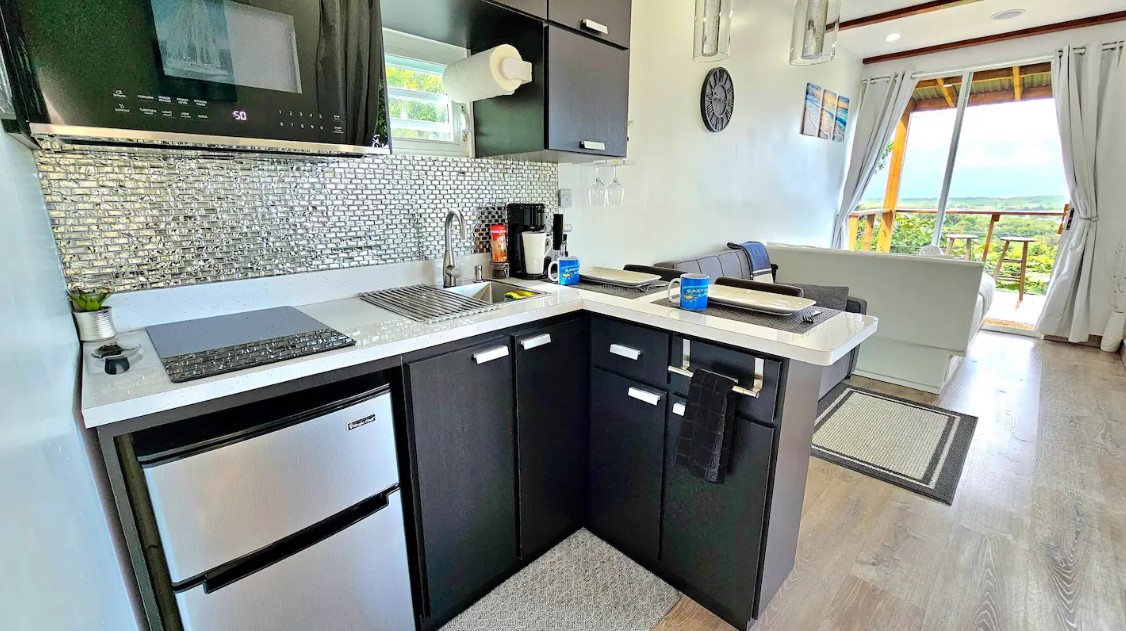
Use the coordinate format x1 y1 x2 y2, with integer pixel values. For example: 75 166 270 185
138 385 415 631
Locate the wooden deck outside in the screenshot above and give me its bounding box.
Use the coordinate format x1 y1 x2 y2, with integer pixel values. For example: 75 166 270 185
985 289 1046 330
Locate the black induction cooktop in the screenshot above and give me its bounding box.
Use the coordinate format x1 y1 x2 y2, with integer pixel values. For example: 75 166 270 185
147 307 355 383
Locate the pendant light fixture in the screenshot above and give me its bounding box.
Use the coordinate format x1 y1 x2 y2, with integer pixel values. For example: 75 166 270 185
789 0 841 66
694 0 733 63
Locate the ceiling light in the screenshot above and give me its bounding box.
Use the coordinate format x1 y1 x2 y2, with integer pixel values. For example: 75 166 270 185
991 9 1026 21
885 33 902 42
694 0 734 63
789 0 843 66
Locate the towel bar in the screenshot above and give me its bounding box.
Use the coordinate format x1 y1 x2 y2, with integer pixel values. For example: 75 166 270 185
667 365 763 399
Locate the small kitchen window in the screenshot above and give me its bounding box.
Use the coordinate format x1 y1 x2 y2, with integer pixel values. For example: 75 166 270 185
383 30 473 158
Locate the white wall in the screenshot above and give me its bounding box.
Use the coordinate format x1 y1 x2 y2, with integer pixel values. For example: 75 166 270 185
558 0 862 269
864 22 1126 339
0 135 139 630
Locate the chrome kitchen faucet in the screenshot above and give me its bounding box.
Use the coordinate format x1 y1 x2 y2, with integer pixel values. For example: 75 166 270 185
443 209 466 288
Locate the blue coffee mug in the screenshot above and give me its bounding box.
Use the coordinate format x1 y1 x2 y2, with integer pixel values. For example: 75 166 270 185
667 273 710 310
548 257 580 285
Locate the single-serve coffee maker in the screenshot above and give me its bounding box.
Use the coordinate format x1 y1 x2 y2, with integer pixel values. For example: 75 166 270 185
507 203 548 280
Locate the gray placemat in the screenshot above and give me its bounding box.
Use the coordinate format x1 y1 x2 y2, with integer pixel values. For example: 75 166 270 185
652 298 841 334
576 280 668 299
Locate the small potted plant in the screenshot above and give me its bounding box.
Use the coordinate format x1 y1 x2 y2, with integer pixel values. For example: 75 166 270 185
68 288 117 342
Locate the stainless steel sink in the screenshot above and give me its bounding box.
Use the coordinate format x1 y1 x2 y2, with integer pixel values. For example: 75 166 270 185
443 282 544 305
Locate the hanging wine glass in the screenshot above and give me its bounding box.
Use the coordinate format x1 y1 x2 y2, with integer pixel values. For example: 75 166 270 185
588 165 607 206
606 165 625 206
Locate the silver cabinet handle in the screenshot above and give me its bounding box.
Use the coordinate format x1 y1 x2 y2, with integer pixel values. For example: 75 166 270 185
628 387 661 406
520 334 552 351
581 18 609 35
580 140 606 151
667 365 763 399
672 403 686 417
609 344 641 361
473 346 510 365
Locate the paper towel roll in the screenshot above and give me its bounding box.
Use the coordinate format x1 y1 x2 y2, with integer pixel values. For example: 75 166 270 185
442 45 531 103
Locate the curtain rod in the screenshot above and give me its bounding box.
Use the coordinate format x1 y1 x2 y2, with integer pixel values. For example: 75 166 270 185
863 41 1125 83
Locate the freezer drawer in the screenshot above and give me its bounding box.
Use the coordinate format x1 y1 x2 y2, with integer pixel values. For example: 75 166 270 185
144 391 399 583
175 490 415 631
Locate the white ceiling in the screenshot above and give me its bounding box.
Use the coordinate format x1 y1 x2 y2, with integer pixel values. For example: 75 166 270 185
837 0 1126 59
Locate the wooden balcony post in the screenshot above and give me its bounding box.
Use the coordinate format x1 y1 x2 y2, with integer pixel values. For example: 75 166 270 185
981 212 1001 263
877 103 914 252
861 215 876 250
847 215 859 250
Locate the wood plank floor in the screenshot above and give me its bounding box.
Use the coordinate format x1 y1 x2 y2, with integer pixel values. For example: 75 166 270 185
654 332 1126 631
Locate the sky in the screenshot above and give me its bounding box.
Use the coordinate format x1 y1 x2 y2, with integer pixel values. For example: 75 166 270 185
863 98 1070 201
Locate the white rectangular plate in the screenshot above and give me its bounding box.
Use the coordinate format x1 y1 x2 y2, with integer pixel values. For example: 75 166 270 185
579 267 661 287
707 285 816 315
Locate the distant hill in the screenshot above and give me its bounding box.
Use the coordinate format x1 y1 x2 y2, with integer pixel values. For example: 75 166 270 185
859 195 1068 211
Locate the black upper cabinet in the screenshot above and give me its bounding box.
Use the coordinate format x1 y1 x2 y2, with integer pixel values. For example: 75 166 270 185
489 0 547 19
545 26 630 158
514 319 589 558
406 338 518 622
474 24 630 160
662 399 775 629
587 368 665 567
548 0 631 48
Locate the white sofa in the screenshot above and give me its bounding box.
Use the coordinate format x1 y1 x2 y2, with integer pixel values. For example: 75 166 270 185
767 244 995 394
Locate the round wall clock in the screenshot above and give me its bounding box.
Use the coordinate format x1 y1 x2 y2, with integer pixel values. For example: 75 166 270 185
701 68 735 132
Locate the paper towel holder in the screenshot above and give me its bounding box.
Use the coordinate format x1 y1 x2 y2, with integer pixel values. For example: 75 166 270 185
499 57 533 85
442 45 533 104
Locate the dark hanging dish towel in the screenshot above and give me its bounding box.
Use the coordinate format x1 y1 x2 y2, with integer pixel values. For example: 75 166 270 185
676 368 738 484
727 241 773 280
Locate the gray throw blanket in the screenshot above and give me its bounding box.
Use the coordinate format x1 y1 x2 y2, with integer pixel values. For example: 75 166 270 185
728 241 772 280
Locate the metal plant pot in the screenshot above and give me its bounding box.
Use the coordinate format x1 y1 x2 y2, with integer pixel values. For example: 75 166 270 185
73 308 117 342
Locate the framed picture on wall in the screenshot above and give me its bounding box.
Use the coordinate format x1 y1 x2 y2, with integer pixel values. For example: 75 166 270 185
819 91 838 140
802 83 824 137
833 96 850 142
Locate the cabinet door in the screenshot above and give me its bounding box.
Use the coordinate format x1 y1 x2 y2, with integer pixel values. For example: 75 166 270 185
588 368 665 567
662 398 775 629
407 339 517 621
548 0 631 48
515 319 589 558
546 27 629 158
491 0 547 18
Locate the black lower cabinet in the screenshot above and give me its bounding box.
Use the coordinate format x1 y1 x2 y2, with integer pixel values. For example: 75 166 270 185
587 368 665 567
407 338 518 623
514 319 589 558
662 397 776 628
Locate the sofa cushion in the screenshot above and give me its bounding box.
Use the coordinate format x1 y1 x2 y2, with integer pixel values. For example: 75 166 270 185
657 250 750 281
978 273 996 314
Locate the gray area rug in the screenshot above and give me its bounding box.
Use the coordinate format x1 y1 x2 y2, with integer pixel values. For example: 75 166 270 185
813 384 977 504
441 529 679 631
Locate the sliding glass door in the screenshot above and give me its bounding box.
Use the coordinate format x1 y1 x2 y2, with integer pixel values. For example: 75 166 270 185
855 63 1067 263
856 62 1069 329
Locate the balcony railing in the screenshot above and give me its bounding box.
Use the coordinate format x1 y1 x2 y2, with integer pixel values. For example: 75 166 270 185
847 207 1068 261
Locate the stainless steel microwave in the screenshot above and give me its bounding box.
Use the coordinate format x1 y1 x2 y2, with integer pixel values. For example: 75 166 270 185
0 0 390 155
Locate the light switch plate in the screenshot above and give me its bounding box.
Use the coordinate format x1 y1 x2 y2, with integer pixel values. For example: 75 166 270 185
558 188 573 209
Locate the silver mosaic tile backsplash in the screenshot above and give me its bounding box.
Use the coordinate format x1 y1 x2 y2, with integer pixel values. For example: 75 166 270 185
38 151 558 292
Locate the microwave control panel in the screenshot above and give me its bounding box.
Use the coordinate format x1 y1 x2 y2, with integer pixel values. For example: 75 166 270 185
107 90 346 142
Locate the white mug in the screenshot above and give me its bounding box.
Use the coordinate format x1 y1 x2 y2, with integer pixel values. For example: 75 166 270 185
522 231 548 275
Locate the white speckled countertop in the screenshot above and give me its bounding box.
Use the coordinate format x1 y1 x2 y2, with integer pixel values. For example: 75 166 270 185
81 279 877 428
